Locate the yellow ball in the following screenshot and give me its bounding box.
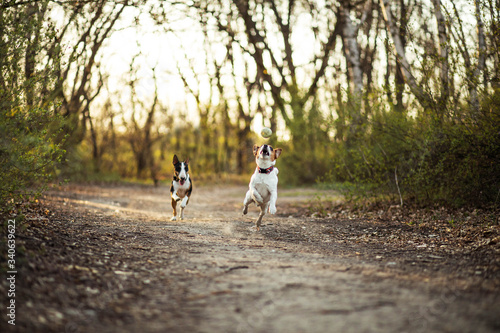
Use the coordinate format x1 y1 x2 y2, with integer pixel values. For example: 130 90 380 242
261 127 272 138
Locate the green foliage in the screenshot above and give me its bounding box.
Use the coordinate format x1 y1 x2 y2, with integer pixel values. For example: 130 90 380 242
323 90 500 208
0 1 66 214
0 106 66 213
405 96 500 206
277 101 335 186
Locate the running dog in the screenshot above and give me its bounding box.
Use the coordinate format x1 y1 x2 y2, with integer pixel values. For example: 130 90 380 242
170 155 192 221
243 144 283 230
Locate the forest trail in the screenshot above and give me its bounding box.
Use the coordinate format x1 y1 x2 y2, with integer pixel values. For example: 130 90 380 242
5 184 499 333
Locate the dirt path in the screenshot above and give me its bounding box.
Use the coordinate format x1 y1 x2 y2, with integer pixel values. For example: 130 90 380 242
3 184 499 332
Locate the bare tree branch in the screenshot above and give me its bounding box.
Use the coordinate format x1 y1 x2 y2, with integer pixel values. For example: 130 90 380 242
380 0 434 110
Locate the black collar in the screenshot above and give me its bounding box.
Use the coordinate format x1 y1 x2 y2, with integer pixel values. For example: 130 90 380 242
257 166 274 174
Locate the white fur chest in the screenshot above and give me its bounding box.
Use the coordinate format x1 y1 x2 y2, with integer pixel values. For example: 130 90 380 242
249 168 279 202
250 168 279 186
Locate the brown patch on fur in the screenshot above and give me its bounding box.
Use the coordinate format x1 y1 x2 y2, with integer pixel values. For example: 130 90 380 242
271 148 282 161
253 144 260 156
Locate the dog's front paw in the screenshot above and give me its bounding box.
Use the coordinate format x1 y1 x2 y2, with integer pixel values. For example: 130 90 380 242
171 216 177 221
269 206 277 214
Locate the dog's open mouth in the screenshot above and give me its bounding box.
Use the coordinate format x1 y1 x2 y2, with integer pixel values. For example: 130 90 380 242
260 145 272 157
180 179 185 185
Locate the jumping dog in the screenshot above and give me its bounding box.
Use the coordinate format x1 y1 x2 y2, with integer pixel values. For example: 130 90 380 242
243 144 283 230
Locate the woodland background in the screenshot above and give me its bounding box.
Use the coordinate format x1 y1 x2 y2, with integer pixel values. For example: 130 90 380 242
1 0 499 213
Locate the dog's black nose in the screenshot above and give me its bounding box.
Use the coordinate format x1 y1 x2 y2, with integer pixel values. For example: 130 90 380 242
261 145 272 156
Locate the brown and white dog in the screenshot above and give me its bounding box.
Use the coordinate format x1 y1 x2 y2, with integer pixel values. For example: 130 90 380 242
170 155 192 221
243 144 283 230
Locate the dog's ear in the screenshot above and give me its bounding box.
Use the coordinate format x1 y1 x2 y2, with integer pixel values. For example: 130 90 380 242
273 148 282 160
173 155 179 165
253 145 260 156
184 157 189 164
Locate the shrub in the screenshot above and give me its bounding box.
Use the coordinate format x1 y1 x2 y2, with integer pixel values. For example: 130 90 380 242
0 2 66 215
0 106 66 214
323 90 500 208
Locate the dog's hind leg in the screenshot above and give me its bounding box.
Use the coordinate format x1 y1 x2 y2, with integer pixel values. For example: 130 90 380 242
171 197 178 221
255 202 269 230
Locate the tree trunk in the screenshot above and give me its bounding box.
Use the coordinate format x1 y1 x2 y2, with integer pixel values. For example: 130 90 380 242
380 0 434 110
394 0 407 113
470 0 487 113
341 4 363 97
432 0 450 113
